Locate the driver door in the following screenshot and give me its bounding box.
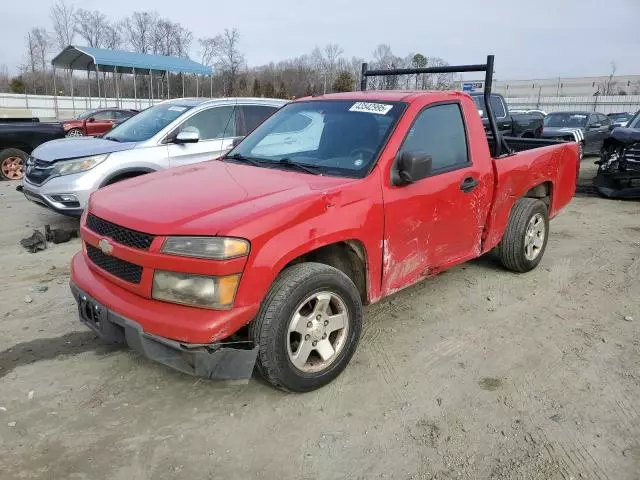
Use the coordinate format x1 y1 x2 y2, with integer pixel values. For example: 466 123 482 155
85 110 117 136
167 105 238 167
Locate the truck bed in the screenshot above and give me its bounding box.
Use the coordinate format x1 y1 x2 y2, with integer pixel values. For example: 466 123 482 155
487 135 567 156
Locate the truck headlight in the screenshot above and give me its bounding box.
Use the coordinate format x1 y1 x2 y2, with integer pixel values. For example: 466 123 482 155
52 154 108 176
161 237 249 259
152 271 241 309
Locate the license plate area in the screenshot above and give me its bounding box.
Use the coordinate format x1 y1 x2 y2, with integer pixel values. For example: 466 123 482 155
77 293 107 333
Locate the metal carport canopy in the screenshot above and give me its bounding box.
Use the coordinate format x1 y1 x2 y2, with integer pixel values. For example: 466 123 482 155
51 45 212 75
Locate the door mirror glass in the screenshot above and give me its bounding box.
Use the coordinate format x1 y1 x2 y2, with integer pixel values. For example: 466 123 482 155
175 129 200 144
87 117 95 123
232 136 245 148
393 152 433 186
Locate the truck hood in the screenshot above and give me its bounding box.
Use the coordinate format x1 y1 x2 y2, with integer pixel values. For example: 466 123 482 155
31 137 137 162
88 161 353 236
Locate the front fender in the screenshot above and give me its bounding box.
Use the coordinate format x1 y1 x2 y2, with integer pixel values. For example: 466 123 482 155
231 174 385 310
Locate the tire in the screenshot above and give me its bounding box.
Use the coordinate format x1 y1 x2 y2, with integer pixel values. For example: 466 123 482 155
0 148 27 180
496 198 549 273
66 128 84 137
249 262 363 392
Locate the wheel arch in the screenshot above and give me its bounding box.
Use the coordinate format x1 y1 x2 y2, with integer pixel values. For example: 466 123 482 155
99 167 156 187
280 240 369 304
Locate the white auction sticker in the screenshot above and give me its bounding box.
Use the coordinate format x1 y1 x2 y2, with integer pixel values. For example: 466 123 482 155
168 106 187 112
349 102 393 115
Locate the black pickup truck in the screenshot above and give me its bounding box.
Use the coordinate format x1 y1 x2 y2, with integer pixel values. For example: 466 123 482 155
471 93 544 138
0 119 65 180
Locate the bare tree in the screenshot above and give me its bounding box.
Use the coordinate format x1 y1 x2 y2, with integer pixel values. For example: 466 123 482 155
104 23 123 50
199 36 221 66
598 62 618 96
74 9 108 48
123 11 158 53
215 28 245 95
323 43 343 90
31 28 50 72
50 0 76 50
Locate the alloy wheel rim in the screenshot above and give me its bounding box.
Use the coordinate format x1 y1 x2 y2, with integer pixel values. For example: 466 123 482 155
1 156 24 180
287 291 349 373
524 213 545 261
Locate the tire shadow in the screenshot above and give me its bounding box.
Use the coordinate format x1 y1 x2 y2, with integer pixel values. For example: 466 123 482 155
0 331 121 379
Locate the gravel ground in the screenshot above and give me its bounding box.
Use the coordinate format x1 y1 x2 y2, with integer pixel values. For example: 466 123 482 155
0 162 639 480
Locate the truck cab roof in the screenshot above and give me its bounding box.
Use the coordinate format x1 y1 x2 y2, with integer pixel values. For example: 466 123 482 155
299 90 469 104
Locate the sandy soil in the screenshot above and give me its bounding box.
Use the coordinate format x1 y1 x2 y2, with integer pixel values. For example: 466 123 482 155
0 162 639 480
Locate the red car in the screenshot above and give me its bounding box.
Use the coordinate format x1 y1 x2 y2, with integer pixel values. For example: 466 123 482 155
70 57 579 392
63 108 138 137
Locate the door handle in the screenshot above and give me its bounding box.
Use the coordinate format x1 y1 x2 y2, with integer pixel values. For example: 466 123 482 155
460 177 479 193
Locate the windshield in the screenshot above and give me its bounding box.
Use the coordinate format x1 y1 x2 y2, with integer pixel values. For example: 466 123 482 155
608 113 630 121
628 112 640 129
544 113 588 128
104 103 194 142
471 95 506 118
75 109 99 120
228 100 406 177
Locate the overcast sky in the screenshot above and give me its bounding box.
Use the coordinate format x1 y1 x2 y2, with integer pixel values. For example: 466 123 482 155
2 0 639 80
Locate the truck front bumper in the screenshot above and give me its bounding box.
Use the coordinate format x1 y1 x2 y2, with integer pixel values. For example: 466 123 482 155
70 282 258 381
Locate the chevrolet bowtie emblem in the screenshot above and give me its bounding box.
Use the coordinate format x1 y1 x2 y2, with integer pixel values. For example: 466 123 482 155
98 238 113 255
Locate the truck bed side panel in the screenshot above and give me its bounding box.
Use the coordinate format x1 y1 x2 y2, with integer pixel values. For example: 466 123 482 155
482 142 579 252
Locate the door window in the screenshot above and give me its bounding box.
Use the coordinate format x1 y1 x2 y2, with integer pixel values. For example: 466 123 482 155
240 105 278 135
399 103 469 173
598 114 611 126
587 115 600 126
93 111 114 121
178 106 236 140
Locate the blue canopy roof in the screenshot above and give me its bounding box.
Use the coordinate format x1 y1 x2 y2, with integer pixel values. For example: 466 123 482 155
52 45 212 75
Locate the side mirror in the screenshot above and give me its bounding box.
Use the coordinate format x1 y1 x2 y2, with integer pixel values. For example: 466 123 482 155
175 130 200 144
87 117 95 123
392 152 433 186
231 136 245 148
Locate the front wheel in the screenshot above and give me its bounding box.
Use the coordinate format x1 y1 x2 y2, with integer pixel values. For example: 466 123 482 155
250 263 363 392
0 148 27 180
66 128 84 137
496 198 549 273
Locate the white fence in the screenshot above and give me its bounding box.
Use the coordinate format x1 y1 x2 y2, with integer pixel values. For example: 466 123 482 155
2 92 640 121
505 94 640 114
0 93 157 121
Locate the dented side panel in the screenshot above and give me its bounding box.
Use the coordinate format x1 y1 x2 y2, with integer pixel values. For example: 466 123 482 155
378 94 495 297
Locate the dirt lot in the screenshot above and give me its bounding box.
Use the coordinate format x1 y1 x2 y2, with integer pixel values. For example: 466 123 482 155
1 162 639 480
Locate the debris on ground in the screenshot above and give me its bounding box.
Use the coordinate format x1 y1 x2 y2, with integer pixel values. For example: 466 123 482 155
19 225 78 253
28 391 34 400
624 315 633 322
20 230 47 253
7 422 16 427
30 284 48 293
45 224 78 244
24 295 33 304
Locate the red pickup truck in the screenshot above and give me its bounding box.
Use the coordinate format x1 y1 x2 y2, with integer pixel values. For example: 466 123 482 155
70 57 579 392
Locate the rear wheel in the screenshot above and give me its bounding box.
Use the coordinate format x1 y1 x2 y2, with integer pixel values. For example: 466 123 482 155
0 148 27 180
250 263 363 392
66 128 84 137
496 198 549 273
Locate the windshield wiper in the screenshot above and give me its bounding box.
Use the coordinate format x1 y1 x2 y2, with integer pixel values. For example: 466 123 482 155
103 135 121 142
225 152 264 168
270 158 321 175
